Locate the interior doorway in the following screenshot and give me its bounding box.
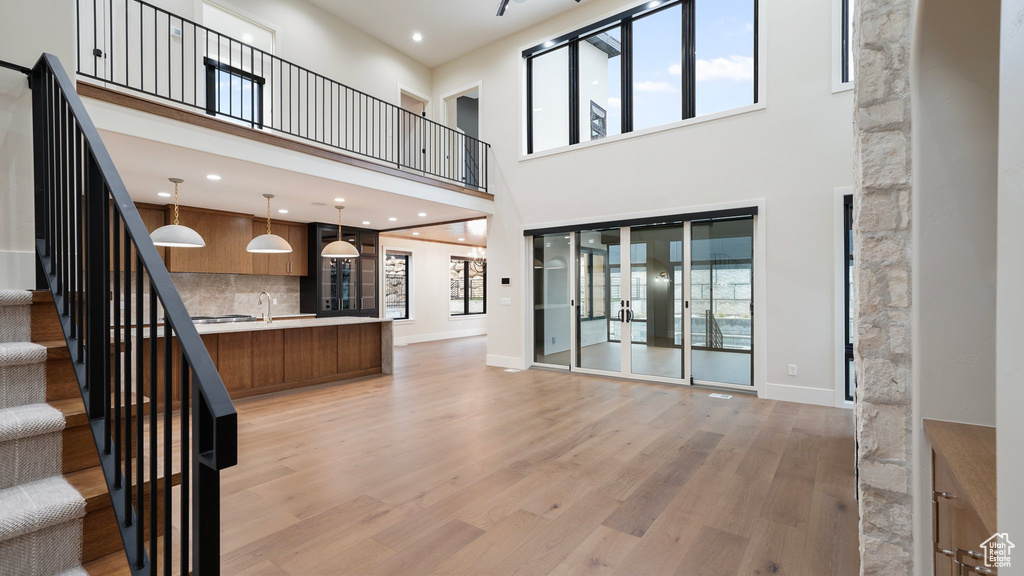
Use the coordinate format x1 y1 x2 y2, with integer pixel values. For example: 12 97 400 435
442 84 481 188
398 88 429 173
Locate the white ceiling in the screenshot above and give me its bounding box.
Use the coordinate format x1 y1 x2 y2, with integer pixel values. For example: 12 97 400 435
100 131 487 229
306 0 589 68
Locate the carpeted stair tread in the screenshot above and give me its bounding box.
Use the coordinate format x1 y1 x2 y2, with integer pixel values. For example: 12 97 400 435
0 343 47 368
0 404 65 443
0 290 32 344
0 476 86 543
0 291 33 307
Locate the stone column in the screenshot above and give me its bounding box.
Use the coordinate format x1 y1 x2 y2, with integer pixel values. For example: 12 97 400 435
853 0 914 573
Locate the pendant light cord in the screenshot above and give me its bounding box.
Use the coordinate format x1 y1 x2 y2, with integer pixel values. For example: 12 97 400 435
266 196 272 235
337 207 343 236
173 181 180 225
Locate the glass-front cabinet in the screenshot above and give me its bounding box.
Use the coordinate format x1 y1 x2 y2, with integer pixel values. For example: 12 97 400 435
300 223 379 317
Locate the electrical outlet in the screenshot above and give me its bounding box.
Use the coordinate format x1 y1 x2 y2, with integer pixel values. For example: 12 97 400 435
272 298 278 305
170 26 182 38
501 297 512 305
788 364 798 376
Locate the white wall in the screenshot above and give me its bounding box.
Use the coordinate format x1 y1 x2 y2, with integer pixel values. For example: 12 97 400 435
998 0 1024 566
379 236 487 345
0 0 76 289
911 0 1000 568
431 0 855 397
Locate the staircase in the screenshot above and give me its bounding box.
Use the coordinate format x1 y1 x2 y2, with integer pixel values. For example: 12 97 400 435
0 53 237 575
0 290 87 576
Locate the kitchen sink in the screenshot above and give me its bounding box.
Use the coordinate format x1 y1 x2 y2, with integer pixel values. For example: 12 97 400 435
188 315 261 324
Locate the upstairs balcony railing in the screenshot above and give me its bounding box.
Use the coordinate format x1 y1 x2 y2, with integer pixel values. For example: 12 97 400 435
76 0 491 193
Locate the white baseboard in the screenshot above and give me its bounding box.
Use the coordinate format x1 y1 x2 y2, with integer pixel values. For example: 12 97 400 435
0 250 36 290
394 327 486 346
486 354 527 370
765 382 842 408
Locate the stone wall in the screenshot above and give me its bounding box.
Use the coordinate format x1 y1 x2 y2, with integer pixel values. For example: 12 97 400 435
853 0 914 573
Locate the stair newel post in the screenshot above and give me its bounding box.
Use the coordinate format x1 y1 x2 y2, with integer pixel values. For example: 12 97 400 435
194 389 220 574
84 149 108 419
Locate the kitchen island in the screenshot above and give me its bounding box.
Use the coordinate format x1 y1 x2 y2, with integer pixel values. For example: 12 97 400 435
134 316 392 403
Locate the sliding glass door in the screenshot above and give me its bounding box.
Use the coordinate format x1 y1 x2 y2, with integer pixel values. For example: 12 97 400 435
533 234 572 367
576 228 622 373
629 223 687 380
530 215 754 390
690 218 753 386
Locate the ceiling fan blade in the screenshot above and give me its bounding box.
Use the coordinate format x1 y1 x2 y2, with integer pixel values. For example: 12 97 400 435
497 0 510 16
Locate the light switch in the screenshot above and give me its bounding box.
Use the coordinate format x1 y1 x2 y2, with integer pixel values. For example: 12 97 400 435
501 297 512 306
272 298 278 305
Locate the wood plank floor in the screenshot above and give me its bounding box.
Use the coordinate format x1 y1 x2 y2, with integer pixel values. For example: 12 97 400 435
94 335 860 575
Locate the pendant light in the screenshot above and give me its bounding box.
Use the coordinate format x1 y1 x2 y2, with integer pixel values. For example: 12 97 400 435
321 206 360 259
150 178 205 248
246 194 293 254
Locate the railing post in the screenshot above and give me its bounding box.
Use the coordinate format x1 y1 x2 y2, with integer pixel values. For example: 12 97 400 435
84 150 108 418
194 390 221 574
31 66 48 249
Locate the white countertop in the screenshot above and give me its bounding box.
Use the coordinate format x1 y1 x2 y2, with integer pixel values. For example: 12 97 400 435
119 315 391 339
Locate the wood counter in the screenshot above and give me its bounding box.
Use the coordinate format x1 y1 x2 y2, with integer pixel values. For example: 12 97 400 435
129 317 393 404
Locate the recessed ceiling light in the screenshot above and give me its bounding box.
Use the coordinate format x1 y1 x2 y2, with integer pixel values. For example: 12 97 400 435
334 197 345 202
278 209 289 214
544 41 554 48
388 217 398 222
362 221 371 225
647 0 661 7
458 238 466 242
412 232 420 236
418 212 427 217
206 174 221 181
157 192 171 198
412 32 423 42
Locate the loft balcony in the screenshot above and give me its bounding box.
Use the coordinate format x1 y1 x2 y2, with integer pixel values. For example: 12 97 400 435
73 0 491 197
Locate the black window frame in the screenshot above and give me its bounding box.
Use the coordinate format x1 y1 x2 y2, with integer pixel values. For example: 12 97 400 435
524 0 758 154
844 194 855 401
204 56 265 128
450 256 487 317
841 0 852 84
385 251 411 321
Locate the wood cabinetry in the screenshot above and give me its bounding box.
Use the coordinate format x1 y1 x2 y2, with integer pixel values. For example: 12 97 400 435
251 220 307 276
164 207 253 274
112 204 167 270
926 420 998 575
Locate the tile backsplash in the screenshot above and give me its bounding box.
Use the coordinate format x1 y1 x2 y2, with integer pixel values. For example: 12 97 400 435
170 273 301 317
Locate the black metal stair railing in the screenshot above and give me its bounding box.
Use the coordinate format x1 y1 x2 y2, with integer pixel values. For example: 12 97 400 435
75 0 491 193
29 52 237 575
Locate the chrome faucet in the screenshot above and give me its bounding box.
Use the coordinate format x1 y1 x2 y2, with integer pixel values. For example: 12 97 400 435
257 291 273 324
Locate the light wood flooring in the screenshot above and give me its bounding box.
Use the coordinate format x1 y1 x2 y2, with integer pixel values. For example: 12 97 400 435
91 335 860 575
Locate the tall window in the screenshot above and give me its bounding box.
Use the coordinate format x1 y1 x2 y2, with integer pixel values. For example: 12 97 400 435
841 0 855 84
450 256 486 316
844 195 855 400
525 0 757 153
385 252 410 320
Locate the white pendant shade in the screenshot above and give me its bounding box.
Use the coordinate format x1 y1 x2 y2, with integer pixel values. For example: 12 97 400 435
151 178 204 248
151 224 206 248
247 233 292 254
321 205 359 258
321 239 360 258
